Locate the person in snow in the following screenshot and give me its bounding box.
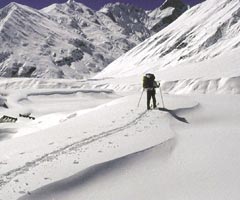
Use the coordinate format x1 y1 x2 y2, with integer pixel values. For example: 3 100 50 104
143 73 160 110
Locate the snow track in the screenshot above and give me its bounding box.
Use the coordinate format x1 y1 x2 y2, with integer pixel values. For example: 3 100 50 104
0 110 148 189
0 91 196 200
17 95 240 200
19 138 175 200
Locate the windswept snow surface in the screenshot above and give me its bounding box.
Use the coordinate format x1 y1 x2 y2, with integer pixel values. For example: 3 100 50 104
0 78 187 199
0 76 240 200
19 94 240 200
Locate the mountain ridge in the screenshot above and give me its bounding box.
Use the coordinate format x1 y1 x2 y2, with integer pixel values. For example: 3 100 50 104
0 0 188 78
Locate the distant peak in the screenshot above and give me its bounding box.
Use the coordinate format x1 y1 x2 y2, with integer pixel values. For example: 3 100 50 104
104 2 137 8
66 0 87 8
100 2 144 12
5 2 20 9
3 2 29 12
67 0 75 4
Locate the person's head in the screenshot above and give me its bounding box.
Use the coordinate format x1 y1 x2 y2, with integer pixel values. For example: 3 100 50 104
146 73 155 80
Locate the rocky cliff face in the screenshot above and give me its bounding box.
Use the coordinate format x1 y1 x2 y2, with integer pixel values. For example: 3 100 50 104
148 0 188 32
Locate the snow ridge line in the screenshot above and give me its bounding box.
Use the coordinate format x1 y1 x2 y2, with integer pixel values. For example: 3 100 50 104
26 89 114 96
0 110 148 189
19 138 175 200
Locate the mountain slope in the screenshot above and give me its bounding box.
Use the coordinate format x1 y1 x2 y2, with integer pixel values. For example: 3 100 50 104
0 0 187 79
0 2 91 78
96 0 240 92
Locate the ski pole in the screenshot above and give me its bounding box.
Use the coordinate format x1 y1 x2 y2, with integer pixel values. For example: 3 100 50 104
137 89 145 107
159 84 165 108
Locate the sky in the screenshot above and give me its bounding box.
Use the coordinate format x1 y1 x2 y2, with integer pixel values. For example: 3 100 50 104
0 0 204 10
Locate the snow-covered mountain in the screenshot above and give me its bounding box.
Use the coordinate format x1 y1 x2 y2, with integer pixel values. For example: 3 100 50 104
97 0 240 94
1 1 240 200
0 2 93 78
0 0 187 79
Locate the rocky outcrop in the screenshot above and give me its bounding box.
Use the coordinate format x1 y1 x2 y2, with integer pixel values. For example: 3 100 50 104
148 0 188 32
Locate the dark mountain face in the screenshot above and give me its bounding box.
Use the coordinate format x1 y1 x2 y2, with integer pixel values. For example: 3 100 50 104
160 0 188 10
148 0 188 32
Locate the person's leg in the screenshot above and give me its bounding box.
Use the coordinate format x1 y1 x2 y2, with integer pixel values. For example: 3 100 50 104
152 89 157 108
147 90 151 110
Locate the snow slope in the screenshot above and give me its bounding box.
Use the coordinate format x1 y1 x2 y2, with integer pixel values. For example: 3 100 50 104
0 86 188 199
0 76 240 200
96 0 240 94
19 94 240 200
31 96 240 200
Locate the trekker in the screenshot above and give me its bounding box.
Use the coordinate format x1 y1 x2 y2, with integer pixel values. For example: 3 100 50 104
143 73 160 110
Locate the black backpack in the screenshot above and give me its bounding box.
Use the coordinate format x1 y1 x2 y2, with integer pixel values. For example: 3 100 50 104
143 73 155 88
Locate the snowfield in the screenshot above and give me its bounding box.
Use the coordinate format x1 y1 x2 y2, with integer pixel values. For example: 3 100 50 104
0 76 240 200
1 0 240 199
